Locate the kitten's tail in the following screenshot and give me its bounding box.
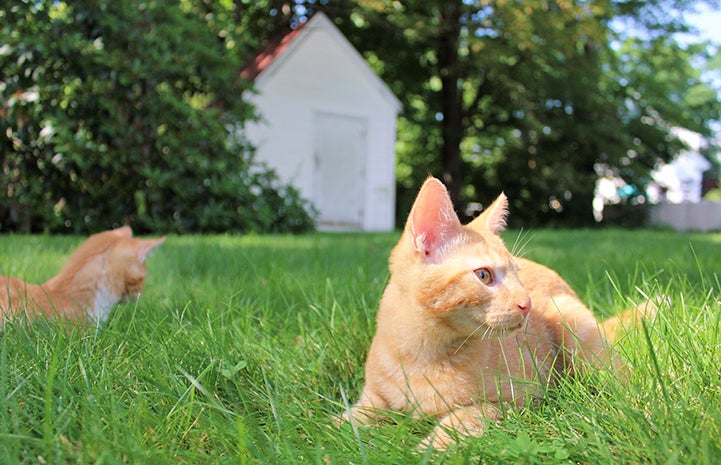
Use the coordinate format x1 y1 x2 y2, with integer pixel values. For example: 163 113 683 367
600 296 666 343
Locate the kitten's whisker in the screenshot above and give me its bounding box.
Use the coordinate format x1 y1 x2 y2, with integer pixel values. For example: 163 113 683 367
454 324 488 354
482 326 494 340
510 228 534 258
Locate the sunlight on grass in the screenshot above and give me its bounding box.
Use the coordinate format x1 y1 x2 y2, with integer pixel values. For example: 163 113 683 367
0 230 719 463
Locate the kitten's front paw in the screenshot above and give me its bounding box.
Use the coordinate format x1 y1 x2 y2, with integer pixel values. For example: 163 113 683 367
335 405 380 428
645 294 671 319
418 404 501 451
418 425 459 451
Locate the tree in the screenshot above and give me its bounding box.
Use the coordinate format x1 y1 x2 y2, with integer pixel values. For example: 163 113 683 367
320 0 721 226
0 0 314 233
21 0 708 230
332 0 622 224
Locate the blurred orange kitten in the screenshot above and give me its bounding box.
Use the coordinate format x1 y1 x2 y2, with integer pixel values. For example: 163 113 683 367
342 177 654 449
0 226 164 327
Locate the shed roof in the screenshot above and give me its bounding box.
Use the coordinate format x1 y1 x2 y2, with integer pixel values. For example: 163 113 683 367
240 12 401 112
240 23 307 82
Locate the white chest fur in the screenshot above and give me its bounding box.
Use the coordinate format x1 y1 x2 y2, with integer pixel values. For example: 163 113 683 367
89 284 119 325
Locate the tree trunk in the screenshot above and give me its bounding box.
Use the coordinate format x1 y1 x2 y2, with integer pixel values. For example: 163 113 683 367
437 2 464 208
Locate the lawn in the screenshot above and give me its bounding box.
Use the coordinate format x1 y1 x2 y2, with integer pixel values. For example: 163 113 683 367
0 229 719 464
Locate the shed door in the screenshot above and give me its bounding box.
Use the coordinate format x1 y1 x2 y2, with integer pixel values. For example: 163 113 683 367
313 113 367 229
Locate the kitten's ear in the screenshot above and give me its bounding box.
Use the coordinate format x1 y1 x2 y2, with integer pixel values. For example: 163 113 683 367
406 177 462 259
136 237 166 263
467 193 509 234
113 226 133 238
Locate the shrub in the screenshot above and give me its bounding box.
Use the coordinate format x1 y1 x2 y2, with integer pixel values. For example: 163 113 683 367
0 1 315 234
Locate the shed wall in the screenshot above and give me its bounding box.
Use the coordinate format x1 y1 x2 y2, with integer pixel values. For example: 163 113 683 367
244 25 397 231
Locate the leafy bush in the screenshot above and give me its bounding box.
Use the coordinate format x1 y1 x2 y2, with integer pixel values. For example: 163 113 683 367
704 188 721 202
0 1 315 234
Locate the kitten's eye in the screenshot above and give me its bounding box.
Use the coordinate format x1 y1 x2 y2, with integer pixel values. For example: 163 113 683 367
473 267 494 285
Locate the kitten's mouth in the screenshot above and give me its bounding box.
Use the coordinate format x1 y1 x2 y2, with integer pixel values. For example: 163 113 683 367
504 321 525 332
451 308 527 340
486 323 523 336
484 316 527 336
452 317 527 353
460 320 525 342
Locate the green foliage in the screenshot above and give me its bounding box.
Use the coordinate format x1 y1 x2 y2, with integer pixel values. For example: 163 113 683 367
2 0 718 232
704 187 721 201
0 1 315 234
0 230 720 463
281 0 721 227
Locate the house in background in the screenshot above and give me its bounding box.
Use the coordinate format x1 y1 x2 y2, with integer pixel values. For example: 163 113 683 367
594 127 721 231
240 12 402 231
647 127 712 204
646 127 720 231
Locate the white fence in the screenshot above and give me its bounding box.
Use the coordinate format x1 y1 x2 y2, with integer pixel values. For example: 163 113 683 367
649 201 721 232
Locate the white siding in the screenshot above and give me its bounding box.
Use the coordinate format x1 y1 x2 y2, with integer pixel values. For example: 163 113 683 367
243 14 399 231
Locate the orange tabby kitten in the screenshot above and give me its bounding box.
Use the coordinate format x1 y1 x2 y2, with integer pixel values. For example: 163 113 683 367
342 177 653 449
0 226 165 326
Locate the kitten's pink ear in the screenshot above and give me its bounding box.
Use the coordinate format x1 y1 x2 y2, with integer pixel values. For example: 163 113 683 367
467 193 509 234
406 177 462 260
136 237 166 263
113 226 133 238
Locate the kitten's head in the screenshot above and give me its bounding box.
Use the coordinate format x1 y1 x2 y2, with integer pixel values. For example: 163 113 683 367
49 227 165 313
390 177 530 338
105 231 165 302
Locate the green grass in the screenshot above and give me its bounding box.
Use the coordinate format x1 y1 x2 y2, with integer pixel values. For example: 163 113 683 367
0 229 720 464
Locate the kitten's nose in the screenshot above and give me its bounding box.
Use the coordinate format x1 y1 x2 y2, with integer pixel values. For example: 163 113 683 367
517 297 531 317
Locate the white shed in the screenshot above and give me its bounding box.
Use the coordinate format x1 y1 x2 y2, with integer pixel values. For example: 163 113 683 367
241 12 402 231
